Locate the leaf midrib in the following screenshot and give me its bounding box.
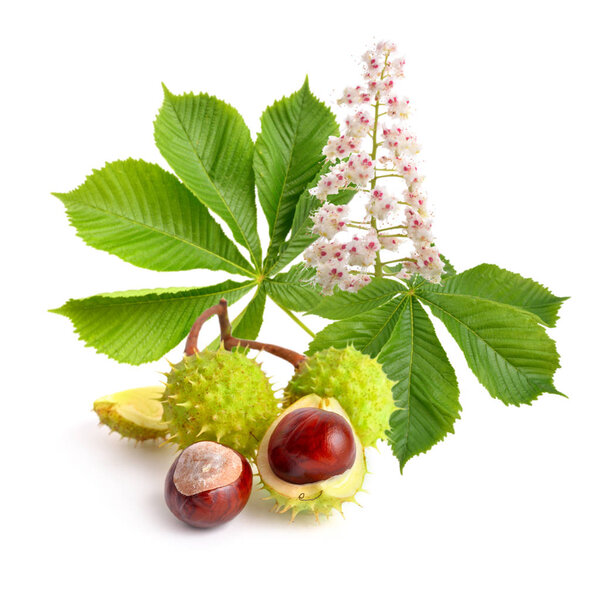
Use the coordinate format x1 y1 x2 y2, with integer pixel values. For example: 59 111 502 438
63 198 254 277
164 93 259 269
267 87 308 248
417 293 549 394
359 294 409 354
62 282 256 310
419 288 550 324
398 296 415 459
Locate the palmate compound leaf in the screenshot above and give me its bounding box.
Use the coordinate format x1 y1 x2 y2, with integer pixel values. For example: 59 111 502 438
154 86 262 268
254 77 339 269
416 291 563 405
51 280 255 365
419 263 567 327
52 159 254 277
379 297 461 471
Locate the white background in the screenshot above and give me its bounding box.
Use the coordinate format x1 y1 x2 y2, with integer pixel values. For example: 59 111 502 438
2 1 599 592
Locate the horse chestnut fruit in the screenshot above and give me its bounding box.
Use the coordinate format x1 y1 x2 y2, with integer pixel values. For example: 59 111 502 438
164 441 252 528
256 395 366 519
268 408 356 484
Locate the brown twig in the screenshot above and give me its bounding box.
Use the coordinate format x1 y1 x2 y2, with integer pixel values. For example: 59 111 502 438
184 299 307 369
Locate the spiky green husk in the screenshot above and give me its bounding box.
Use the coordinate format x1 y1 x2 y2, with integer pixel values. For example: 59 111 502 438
257 395 366 521
284 346 396 448
93 386 168 441
161 348 279 458
259 482 362 521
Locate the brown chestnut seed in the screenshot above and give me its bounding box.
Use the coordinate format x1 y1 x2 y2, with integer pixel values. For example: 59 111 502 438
164 441 252 528
267 408 356 485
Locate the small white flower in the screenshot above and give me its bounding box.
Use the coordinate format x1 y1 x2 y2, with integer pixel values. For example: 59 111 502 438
346 230 381 267
304 238 347 268
382 126 420 155
340 273 372 293
366 186 400 221
362 50 385 81
379 235 404 251
338 85 371 106
416 246 444 283
386 95 410 118
345 152 374 187
403 189 427 211
315 260 350 295
310 203 350 239
323 135 361 162
366 78 395 99
405 208 434 247
389 57 406 78
376 40 397 54
309 163 348 201
344 111 372 139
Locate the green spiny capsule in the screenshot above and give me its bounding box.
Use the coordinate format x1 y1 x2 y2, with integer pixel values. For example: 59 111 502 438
161 346 280 458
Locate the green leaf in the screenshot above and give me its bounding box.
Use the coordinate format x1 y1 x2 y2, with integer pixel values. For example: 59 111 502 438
154 86 261 267
417 292 563 405
255 78 338 266
232 284 267 340
307 295 409 356
267 160 356 275
308 278 402 320
379 298 461 471
420 264 566 327
52 159 254 277
439 254 457 278
51 281 255 365
265 264 323 312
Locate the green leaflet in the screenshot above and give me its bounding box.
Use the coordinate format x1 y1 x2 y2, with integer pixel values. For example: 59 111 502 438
232 284 267 340
420 264 567 327
308 278 403 320
265 264 322 312
53 159 254 277
307 295 409 356
154 86 262 268
379 297 461 471
418 291 563 405
255 78 338 267
51 281 255 365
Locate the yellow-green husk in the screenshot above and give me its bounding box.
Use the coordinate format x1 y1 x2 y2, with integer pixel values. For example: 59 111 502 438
93 386 168 441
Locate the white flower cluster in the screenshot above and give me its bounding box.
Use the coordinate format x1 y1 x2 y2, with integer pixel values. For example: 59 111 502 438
304 41 444 294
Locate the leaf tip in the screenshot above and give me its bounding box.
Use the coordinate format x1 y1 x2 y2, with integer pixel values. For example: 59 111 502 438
160 82 172 98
